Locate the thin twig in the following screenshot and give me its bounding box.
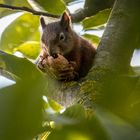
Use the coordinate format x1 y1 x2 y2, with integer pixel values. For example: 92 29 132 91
0 3 60 18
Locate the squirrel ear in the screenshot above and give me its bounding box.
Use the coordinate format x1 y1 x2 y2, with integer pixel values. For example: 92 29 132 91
60 11 71 30
40 17 46 29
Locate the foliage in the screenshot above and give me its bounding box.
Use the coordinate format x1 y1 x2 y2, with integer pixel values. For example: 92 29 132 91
0 0 140 140
14 41 40 59
30 0 66 15
0 13 40 53
82 9 111 30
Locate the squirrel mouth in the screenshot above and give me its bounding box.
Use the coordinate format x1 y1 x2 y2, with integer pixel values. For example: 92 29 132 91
42 44 58 58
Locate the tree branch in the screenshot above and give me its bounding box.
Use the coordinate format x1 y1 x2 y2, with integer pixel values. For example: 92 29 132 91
85 0 140 112
48 0 140 110
71 0 115 22
90 0 140 75
0 3 60 18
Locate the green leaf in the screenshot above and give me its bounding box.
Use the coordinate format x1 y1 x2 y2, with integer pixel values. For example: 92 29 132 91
48 98 64 112
82 33 100 46
31 0 66 14
62 104 86 121
95 106 140 140
47 104 86 126
0 82 43 140
0 9 14 18
0 50 42 80
0 50 56 140
14 41 40 59
0 13 40 53
82 9 111 30
0 52 47 140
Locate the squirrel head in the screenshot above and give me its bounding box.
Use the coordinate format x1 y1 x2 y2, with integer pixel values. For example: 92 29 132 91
40 12 76 58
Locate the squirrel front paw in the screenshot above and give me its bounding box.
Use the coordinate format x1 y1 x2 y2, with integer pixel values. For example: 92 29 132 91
56 64 74 81
37 55 48 72
36 48 49 72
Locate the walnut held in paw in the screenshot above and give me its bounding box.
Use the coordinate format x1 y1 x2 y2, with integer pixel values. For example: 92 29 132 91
46 54 75 81
47 54 69 70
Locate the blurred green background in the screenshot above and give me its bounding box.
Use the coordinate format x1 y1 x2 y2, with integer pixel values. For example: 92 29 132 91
0 0 140 140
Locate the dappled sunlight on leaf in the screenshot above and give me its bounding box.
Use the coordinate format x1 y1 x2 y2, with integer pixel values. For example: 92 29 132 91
0 13 40 53
82 9 111 30
28 0 66 14
82 33 100 47
14 41 40 59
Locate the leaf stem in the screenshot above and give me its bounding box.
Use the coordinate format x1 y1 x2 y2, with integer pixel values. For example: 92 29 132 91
0 3 60 18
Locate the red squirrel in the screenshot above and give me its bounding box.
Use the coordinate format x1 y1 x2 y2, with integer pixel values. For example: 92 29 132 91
37 12 96 81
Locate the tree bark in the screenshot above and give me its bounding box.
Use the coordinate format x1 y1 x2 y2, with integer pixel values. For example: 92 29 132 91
49 0 140 109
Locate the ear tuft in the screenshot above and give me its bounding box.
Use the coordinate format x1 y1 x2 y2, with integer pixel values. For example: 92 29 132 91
60 11 71 30
40 17 46 29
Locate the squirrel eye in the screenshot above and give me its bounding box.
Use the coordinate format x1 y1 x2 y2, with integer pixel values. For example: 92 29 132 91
59 32 65 41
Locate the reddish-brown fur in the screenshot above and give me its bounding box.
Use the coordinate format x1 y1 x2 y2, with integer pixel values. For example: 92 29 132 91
37 12 96 81
63 34 96 78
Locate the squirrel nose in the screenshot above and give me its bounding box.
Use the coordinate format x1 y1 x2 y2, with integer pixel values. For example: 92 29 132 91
52 53 58 58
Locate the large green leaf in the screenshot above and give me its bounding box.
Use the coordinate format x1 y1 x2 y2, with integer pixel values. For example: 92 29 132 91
0 0 31 17
95 106 140 140
48 98 64 112
62 104 86 121
0 13 40 53
14 41 40 59
29 0 66 15
82 9 111 30
0 50 42 80
0 51 46 139
82 33 100 47
0 82 43 140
